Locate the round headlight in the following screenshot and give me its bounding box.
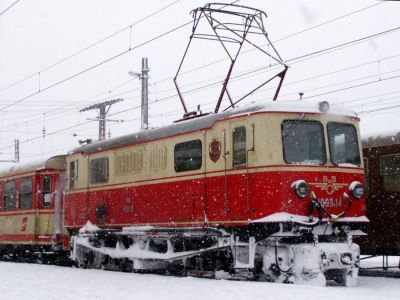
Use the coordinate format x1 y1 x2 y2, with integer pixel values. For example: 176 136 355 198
349 181 364 199
292 180 309 198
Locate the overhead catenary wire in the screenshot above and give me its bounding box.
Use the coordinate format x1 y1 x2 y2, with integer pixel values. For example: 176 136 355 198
272 1 385 44
3 68 400 154
2 42 399 137
1 2 397 155
0 0 20 17
0 0 182 94
298 74 400 101
0 1 387 119
2 46 400 135
0 1 243 113
3 21 400 123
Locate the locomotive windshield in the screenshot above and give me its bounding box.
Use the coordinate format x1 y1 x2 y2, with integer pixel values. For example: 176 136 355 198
328 122 360 167
282 120 326 165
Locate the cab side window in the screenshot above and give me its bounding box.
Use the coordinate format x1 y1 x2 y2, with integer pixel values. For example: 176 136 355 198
232 126 246 167
19 177 32 209
69 160 78 189
42 176 52 207
4 180 16 211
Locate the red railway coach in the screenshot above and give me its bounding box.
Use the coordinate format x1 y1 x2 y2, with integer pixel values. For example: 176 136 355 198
358 133 400 256
0 155 67 262
65 101 367 285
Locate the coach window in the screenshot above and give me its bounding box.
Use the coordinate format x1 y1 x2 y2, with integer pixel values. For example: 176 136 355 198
380 154 400 192
90 157 109 184
233 126 246 167
69 160 78 189
4 180 16 211
19 177 32 209
42 176 52 207
328 123 360 167
363 157 369 195
174 140 202 172
282 120 326 165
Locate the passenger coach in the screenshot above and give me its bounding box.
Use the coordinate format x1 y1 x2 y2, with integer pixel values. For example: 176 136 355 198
0 155 66 261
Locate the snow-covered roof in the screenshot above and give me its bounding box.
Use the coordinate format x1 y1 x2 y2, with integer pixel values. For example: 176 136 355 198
72 100 358 155
0 155 66 178
362 130 400 148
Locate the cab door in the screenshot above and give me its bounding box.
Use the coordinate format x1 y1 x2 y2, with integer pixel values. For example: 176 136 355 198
228 121 250 220
205 119 252 222
65 156 89 226
35 174 54 239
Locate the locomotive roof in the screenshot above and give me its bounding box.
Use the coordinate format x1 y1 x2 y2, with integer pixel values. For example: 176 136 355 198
0 155 66 178
72 101 357 155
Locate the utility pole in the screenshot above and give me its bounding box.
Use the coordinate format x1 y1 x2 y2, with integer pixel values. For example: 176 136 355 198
129 57 149 131
14 139 19 162
80 98 124 141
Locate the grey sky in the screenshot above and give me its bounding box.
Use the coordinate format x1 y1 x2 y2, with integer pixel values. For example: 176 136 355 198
0 0 399 162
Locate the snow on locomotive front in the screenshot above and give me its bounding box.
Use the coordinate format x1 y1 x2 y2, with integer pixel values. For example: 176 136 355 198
65 100 367 285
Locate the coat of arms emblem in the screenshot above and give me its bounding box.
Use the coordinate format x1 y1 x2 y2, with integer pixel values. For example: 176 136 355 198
209 138 221 162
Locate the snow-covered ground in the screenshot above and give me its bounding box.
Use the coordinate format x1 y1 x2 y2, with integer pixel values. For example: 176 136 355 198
0 259 399 300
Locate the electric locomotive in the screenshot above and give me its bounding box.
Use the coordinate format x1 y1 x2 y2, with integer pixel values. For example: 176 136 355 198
65 100 367 285
0 3 368 286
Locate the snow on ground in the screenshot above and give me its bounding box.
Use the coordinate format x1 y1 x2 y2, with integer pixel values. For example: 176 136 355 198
0 261 399 300
360 256 399 269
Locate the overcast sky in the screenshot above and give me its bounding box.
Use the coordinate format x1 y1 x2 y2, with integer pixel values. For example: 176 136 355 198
0 0 399 162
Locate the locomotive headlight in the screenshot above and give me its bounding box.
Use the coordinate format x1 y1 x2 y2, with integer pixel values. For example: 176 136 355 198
349 181 364 199
292 180 309 198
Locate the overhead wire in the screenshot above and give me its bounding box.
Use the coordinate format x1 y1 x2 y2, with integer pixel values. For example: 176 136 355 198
0 0 20 17
0 0 182 93
0 0 384 117
0 1 242 113
2 47 400 142
299 74 400 101
0 1 396 154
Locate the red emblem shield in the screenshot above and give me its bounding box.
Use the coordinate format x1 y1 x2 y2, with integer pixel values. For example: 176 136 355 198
209 139 221 162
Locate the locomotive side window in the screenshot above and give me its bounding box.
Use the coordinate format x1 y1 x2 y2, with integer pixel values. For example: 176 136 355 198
19 177 32 209
327 123 360 167
69 160 78 189
174 140 202 172
42 176 52 207
90 157 109 184
282 120 326 165
380 154 400 192
232 126 246 168
4 180 16 211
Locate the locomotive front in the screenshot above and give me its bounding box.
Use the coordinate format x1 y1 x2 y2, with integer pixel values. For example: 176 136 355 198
242 101 366 285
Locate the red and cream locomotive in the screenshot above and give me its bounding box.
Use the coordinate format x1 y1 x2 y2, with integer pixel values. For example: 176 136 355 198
0 100 367 285
0 3 367 286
